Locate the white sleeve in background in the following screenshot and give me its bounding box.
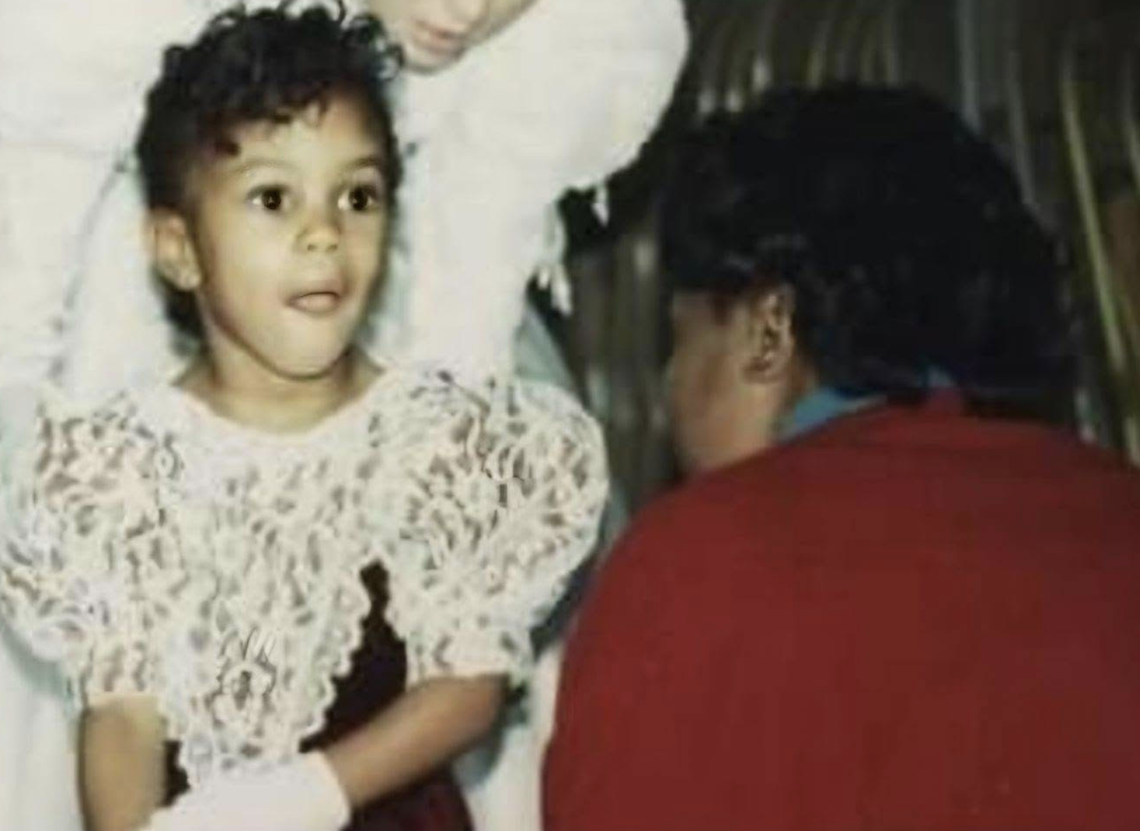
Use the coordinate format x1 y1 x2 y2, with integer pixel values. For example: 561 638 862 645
0 0 205 397
60 161 192 403
451 637 565 831
0 619 81 831
358 0 689 385
0 147 110 392
0 8 210 831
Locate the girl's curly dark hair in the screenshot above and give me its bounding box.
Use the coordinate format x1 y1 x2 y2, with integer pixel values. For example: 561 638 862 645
136 0 401 211
661 85 1075 420
135 1 402 337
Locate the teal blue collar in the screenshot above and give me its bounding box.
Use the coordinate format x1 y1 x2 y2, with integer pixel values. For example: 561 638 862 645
777 370 955 443
777 386 878 442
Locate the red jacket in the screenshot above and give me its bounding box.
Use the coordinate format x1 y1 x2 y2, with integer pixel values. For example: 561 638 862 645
544 395 1140 830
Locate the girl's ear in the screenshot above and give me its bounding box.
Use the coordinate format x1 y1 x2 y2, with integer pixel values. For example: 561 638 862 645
146 210 200 291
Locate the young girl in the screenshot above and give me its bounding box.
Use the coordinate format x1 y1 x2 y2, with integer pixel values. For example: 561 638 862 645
0 7 607 831
0 1 684 827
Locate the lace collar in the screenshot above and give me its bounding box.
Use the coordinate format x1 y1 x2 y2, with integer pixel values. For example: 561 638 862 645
138 365 403 451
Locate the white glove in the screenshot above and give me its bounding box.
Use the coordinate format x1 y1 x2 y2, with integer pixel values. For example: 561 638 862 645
141 752 350 831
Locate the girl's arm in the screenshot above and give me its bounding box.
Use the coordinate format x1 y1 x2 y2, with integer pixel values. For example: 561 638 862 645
139 676 505 831
325 674 505 808
78 678 501 831
80 696 166 831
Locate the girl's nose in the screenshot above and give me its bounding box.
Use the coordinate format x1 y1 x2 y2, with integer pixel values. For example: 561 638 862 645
300 210 340 253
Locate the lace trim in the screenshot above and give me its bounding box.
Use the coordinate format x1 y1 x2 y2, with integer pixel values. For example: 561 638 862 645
0 371 608 788
146 363 399 454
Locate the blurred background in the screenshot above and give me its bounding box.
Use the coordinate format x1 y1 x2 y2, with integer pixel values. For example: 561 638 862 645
542 0 1140 511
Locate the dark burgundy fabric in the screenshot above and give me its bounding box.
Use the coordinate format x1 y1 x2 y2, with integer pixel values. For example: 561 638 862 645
165 563 470 831
544 395 1140 831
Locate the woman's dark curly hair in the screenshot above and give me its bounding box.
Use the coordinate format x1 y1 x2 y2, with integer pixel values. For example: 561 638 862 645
136 2 402 336
661 85 1075 420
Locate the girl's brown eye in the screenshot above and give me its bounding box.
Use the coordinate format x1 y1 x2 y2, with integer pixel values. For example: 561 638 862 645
250 186 286 212
341 184 381 213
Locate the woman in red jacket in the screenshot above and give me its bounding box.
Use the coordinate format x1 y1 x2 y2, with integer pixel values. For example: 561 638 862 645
544 86 1140 831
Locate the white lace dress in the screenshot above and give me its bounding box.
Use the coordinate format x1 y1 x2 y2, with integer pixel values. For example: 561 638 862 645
0 367 607 791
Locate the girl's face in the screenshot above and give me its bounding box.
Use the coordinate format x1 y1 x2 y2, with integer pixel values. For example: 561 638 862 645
153 94 390 384
369 0 539 72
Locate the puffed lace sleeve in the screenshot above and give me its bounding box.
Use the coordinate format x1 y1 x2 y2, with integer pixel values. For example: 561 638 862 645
0 388 173 708
381 376 609 686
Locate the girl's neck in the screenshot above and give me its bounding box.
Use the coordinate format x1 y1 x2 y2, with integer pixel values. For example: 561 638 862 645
175 349 381 435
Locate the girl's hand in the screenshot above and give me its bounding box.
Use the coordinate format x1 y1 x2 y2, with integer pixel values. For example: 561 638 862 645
140 753 349 831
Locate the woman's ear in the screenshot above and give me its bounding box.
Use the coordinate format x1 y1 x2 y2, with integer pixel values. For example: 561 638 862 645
146 210 200 291
741 286 796 383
